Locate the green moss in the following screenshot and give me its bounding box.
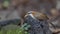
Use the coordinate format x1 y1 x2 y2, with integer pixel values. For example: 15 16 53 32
0 23 30 34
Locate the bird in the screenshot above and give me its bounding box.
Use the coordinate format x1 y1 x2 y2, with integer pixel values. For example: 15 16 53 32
24 11 52 34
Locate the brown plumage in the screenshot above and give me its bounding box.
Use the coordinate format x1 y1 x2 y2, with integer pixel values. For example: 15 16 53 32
25 11 49 20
